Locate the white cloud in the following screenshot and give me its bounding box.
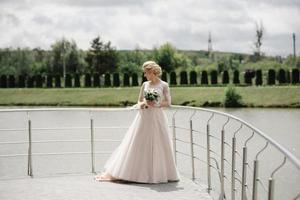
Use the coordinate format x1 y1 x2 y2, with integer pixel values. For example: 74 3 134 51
0 0 299 56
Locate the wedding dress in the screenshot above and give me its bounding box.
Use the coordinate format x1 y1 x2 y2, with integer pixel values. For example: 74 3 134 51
100 79 180 183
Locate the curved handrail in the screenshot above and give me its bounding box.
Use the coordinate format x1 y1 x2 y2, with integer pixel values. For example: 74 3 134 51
170 105 300 170
0 105 299 170
0 105 299 199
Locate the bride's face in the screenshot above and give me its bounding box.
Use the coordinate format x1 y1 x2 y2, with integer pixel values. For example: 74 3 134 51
143 69 155 80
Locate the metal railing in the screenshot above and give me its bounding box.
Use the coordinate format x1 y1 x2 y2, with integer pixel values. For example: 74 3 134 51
0 106 299 200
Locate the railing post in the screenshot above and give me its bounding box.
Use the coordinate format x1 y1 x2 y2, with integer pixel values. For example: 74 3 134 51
90 117 95 174
206 124 212 193
252 160 258 200
172 117 177 165
190 119 195 180
27 114 33 177
220 129 225 199
231 137 236 200
268 178 274 200
241 146 248 200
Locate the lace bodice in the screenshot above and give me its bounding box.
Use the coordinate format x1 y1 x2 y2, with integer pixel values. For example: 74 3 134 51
138 80 171 107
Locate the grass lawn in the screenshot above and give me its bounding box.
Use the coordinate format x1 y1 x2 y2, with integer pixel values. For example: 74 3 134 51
0 86 300 108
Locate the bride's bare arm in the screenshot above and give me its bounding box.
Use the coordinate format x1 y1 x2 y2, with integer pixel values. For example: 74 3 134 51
160 83 171 107
137 82 147 108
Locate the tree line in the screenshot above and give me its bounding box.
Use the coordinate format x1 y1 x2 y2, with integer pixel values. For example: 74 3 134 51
0 68 299 88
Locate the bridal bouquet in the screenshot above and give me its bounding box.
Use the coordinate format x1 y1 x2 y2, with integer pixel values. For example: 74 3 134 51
144 89 159 102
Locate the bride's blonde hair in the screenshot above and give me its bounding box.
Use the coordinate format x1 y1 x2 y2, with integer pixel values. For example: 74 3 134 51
142 61 162 77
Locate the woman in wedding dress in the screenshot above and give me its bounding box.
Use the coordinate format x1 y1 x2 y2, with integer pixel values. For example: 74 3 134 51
94 61 180 184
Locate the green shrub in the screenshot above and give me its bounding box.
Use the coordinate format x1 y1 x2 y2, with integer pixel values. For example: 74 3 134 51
233 70 240 84
74 73 81 87
189 70 197 85
55 74 61 88
141 73 147 85
65 74 72 88
278 68 286 84
244 69 255 85
222 70 229 84
123 73 130 86
224 86 243 107
113 73 120 87
104 73 111 87
255 69 262 86
18 75 26 88
84 73 92 87
162 71 168 82
268 69 276 85
210 70 218 84
8 75 15 88
291 68 299 84
93 73 100 87
201 71 208 85
0 75 7 88
27 75 35 88
46 75 53 88
180 71 188 85
170 71 177 85
132 73 139 86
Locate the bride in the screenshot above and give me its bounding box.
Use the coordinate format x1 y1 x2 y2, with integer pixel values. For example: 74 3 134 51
94 61 180 183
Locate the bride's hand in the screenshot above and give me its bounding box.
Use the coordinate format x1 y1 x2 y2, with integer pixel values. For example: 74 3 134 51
140 102 148 109
146 100 156 107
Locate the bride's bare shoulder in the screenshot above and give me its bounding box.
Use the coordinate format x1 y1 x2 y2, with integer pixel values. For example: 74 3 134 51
161 80 169 86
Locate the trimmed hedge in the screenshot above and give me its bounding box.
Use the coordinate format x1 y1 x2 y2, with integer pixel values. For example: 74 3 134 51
18 75 26 88
222 70 229 84
291 68 299 84
46 74 53 88
27 75 35 88
113 73 120 87
255 69 262 86
278 68 286 84
123 73 130 86
65 74 72 88
93 73 100 87
74 73 81 87
84 73 91 87
0 75 7 88
104 73 111 87
189 71 197 85
8 75 15 88
170 71 177 85
161 71 167 82
201 71 208 85
268 69 276 85
55 74 61 88
141 74 147 85
180 71 188 85
233 70 240 84
132 73 139 86
210 70 218 85
244 69 255 85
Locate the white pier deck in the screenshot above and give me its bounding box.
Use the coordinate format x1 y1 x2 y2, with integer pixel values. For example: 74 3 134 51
0 174 213 200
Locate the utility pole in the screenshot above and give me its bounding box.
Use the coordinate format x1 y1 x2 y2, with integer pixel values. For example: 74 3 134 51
62 40 66 79
293 33 296 61
208 31 212 52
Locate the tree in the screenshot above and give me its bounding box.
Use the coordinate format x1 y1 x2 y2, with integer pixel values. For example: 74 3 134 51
154 43 176 73
85 36 118 74
253 21 264 61
51 38 84 76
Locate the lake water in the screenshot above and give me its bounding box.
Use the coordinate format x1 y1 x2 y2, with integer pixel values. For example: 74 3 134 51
0 106 299 199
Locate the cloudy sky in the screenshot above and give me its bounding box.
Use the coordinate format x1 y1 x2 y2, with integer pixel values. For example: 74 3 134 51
0 0 299 56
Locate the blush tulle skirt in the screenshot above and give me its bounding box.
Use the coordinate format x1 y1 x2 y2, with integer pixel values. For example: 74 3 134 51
102 107 180 183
